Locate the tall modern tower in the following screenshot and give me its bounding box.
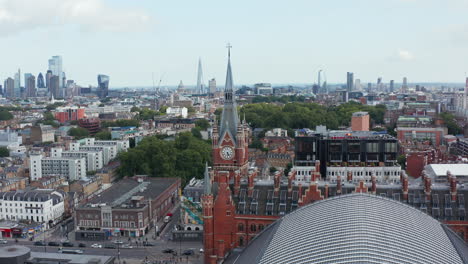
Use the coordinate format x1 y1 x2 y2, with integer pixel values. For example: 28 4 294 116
14 69 21 98
37 73 45 88
4 78 14 99
196 58 205 94
402 77 408 93
389 80 395 93
97 74 110 98
50 75 60 99
464 77 468 110
24 73 33 98
346 72 354 92
48 56 63 86
355 79 361 91
46 70 53 91
209 78 217 94
26 75 36 98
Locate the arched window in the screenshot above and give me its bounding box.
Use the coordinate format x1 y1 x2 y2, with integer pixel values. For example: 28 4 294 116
250 224 256 232
187 227 192 231
195 227 200 231
259 224 264 231
238 223 244 232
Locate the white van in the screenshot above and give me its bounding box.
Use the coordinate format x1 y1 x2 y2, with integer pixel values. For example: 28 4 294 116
164 215 172 223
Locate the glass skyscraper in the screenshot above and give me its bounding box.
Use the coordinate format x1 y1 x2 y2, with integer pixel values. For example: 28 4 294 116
97 74 109 98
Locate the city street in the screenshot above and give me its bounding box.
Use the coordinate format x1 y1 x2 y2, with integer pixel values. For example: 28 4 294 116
0 204 203 263
0 240 203 263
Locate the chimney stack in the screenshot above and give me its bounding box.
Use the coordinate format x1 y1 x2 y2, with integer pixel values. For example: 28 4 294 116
337 175 342 195
248 170 255 197
402 173 409 201
448 171 457 201
371 175 377 194
424 176 432 201
274 171 281 197
347 171 353 182
324 183 329 199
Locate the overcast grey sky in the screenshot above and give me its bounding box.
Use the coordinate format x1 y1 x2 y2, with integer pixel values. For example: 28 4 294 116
1 0 468 87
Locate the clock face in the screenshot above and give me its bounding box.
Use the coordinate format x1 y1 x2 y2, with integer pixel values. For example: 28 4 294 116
221 147 234 160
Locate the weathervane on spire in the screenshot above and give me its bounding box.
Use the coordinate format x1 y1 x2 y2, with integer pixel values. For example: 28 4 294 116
226 43 232 58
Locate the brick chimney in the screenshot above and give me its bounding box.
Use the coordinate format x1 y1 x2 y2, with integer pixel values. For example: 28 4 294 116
336 175 342 195
324 183 329 199
298 183 303 204
371 175 377 194
424 176 431 201
248 170 255 197
402 173 409 201
347 171 353 182
288 170 296 198
274 171 281 197
449 173 457 202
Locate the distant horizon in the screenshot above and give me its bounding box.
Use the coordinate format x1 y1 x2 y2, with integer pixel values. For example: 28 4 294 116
1 0 468 86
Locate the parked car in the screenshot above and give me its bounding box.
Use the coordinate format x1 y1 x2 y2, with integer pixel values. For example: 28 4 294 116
62 242 74 247
121 244 133 249
104 244 116 249
162 248 175 253
59 249 83 254
91 244 102 248
0 239 7 244
143 242 155 246
48 241 60 246
183 249 195 256
78 243 86 248
34 241 46 246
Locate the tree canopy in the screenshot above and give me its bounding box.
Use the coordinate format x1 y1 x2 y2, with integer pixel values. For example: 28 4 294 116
68 127 90 139
239 101 386 131
95 131 112 140
0 147 9 157
440 112 462 135
0 111 13 121
102 119 140 128
195 119 210 130
117 132 211 185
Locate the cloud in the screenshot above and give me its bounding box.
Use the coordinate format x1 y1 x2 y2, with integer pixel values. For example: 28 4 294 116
398 49 414 60
0 0 151 36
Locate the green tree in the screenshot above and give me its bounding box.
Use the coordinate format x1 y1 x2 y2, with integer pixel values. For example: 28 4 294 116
397 154 407 170
0 147 9 157
131 106 140 112
95 131 112 140
440 112 462 135
269 167 277 174
117 132 211 185
195 119 210 130
0 111 13 121
68 127 89 139
191 127 202 139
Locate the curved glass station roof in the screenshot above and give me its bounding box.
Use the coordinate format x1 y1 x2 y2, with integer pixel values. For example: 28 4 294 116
228 193 468 264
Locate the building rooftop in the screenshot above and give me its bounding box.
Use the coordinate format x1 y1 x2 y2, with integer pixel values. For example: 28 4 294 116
84 176 178 208
425 164 468 177
226 193 468 264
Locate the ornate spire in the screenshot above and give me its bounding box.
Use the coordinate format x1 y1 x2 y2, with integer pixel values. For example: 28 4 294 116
204 162 211 195
219 43 239 142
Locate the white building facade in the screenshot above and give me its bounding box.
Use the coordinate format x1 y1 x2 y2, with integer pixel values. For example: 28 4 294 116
0 190 65 228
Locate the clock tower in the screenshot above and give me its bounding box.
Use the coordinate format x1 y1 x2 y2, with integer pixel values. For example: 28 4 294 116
212 44 249 181
203 46 250 264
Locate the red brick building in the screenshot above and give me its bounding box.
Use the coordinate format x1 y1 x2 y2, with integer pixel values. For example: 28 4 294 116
54 107 85 123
